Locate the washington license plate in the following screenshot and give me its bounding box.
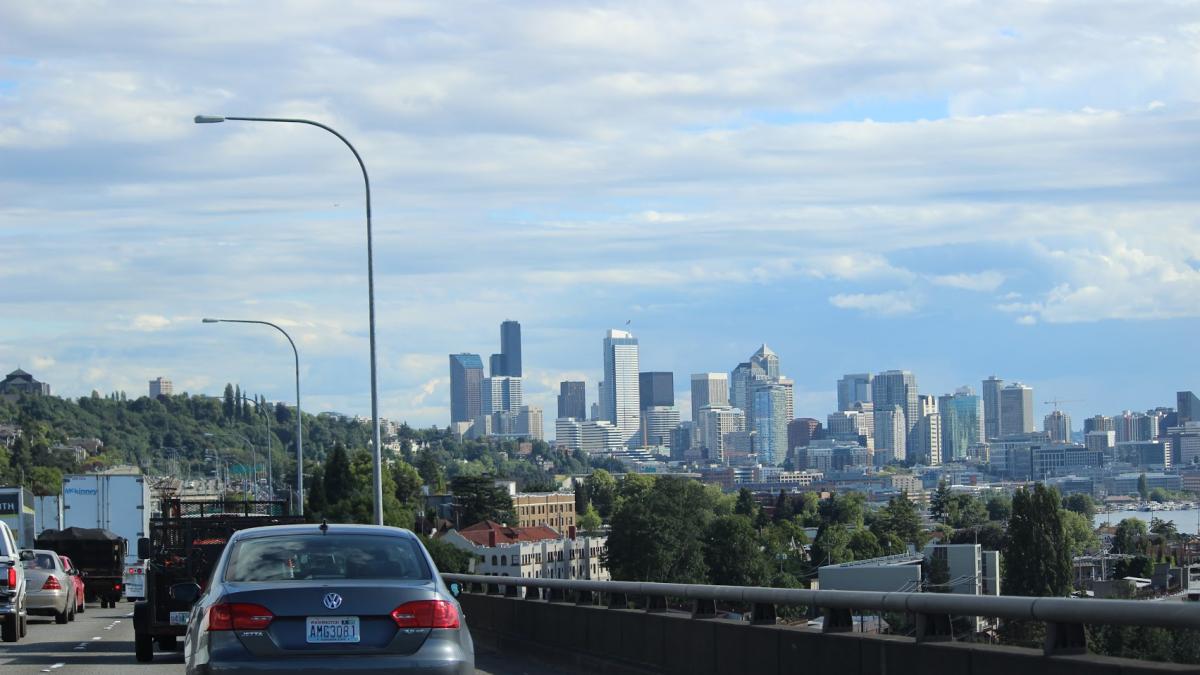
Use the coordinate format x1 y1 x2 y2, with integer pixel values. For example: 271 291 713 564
306 616 360 643
169 612 189 626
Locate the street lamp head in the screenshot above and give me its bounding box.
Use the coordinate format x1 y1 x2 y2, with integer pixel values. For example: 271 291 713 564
194 115 226 124
202 318 219 323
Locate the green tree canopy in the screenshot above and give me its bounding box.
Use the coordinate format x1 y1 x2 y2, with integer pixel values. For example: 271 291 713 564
704 514 770 586
604 477 712 584
985 494 1012 522
1003 484 1071 597
1112 517 1149 555
1062 493 1096 520
1061 509 1099 557
450 474 515 527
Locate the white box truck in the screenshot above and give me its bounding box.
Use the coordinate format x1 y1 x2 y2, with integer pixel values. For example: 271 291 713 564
61 473 149 566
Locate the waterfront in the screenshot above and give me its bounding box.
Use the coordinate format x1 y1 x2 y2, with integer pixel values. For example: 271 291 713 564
1094 507 1200 534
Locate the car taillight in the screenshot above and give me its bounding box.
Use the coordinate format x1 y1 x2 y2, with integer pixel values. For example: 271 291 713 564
208 603 274 631
390 600 459 629
43 576 62 591
113 583 122 590
3 567 14 587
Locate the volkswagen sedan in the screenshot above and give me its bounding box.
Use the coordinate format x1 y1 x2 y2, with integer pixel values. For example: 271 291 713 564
183 523 473 674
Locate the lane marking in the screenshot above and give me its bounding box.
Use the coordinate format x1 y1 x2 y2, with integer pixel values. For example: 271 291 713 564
91 636 102 640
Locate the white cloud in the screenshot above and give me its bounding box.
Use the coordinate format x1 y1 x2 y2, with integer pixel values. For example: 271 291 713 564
930 270 1006 292
31 355 56 369
807 253 913 282
1016 315 1037 325
131 314 171 331
829 291 920 316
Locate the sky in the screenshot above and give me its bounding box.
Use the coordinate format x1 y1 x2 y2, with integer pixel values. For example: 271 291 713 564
2 1 1200 438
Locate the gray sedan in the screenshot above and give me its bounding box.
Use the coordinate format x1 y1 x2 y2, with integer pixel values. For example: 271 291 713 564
22 549 76 624
183 523 473 674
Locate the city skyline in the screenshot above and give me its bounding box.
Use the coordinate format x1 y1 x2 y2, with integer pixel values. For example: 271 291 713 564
3 4 1199 437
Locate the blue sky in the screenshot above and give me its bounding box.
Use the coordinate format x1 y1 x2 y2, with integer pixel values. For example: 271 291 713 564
2 2 1199 437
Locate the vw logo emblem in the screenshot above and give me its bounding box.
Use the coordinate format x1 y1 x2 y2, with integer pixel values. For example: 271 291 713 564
323 592 343 610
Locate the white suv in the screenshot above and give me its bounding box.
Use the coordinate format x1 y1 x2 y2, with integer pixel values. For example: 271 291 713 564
0 520 30 642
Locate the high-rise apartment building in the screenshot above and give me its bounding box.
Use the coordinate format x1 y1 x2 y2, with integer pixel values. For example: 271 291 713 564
751 379 792 466
1044 410 1071 443
516 406 543 441
482 376 523 415
999 382 1034 435
939 387 983 463
982 376 1004 440
837 374 873 412
788 418 823 452
690 373 729 423
641 406 680 449
873 370 918 451
1083 415 1114 434
557 381 586 421
728 362 763 414
911 394 941 466
638 372 674 410
149 377 173 398
449 353 484 424
698 405 746 463
875 405 906 465
555 418 623 454
602 329 641 447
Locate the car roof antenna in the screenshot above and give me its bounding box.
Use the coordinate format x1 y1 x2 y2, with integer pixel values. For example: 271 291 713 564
319 519 329 534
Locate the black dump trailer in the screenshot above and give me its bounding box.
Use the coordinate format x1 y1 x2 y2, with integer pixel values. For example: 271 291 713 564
35 527 127 608
132 499 302 662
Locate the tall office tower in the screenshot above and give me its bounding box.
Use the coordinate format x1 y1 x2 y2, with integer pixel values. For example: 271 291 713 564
1170 423 1200 466
999 382 1034 435
1179 391 1200 424
641 406 681 449
1113 411 1137 443
500 320 521 377
590 401 602 422
672 422 695 460
557 381 586 421
788 418 823 452
750 344 780 380
596 382 605 420
1138 411 1163 441
910 394 941 465
873 370 919 448
729 361 766 413
449 353 485 424
982 376 1004 440
148 377 173 398
938 387 984 463
1083 415 1114 434
602 329 641 447
751 379 792 465
516 406 544 441
489 353 505 378
837 373 873 411
698 405 745 463
875 405 906 465
690 373 730 423
1086 430 1116 461
482 376 523 414
638 372 674 410
1044 410 1071 443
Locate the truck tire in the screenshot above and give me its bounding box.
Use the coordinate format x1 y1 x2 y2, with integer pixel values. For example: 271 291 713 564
135 631 154 662
158 635 178 651
1 614 17 642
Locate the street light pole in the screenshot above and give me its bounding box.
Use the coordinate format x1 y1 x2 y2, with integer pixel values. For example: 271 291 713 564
204 317 304 515
196 114 384 525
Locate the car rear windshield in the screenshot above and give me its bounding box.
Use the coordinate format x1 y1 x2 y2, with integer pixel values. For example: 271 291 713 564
224 533 432 582
23 553 58 571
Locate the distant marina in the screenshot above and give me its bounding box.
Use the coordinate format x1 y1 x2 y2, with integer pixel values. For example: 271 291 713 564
1093 503 1200 534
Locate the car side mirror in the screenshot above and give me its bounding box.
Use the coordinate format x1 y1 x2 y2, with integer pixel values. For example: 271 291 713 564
137 537 150 560
170 582 202 605
18 550 34 562
448 582 462 598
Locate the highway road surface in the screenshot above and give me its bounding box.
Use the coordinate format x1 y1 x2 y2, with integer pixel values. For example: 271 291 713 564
0 601 569 675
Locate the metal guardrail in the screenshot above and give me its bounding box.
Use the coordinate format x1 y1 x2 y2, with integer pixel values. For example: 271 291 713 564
444 573 1200 657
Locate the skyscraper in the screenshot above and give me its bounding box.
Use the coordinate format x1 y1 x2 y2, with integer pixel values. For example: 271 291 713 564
752 379 792 466
750 344 779 380
500 320 521 377
690 373 729 423
1179 391 1200 424
557 381 586 421
149 377 173 399
729 361 765 413
1083 415 1114 434
602 329 641 447
982 376 1004 440
489 353 505 378
449 353 484 425
875 405 906 465
912 394 941 465
641 406 681 449
999 382 1034 435
698 405 745 463
638 372 674 410
482 376 522 414
788 418 823 452
516 406 543 440
837 373 873 412
873 370 918 451
939 387 983 462
1044 410 1071 442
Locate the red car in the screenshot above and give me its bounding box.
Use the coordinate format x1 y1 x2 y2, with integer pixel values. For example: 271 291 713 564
59 555 86 614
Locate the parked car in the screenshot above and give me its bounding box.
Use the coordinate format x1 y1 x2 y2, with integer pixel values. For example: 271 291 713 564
0 520 32 642
60 555 87 614
23 549 77 624
183 523 474 674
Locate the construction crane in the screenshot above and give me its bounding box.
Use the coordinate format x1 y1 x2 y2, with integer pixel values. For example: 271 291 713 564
1044 398 1082 411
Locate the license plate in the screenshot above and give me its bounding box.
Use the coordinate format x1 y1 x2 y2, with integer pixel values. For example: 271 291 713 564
169 611 189 626
306 617 360 643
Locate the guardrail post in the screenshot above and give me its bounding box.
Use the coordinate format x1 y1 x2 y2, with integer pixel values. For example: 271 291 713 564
915 613 952 642
548 587 567 602
822 607 852 633
486 582 501 595
525 586 542 601
751 603 776 625
646 595 667 613
608 592 628 609
1044 621 1087 656
576 590 593 605
503 583 519 597
692 598 717 619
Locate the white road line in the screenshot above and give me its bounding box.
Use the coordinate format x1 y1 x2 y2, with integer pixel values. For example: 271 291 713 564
51 664 65 669
91 636 102 641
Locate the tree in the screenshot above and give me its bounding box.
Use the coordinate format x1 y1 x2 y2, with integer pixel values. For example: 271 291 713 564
772 490 795 522
323 443 353 502
450 475 514 526
1138 473 1150 501
1149 487 1170 503
929 480 952 522
420 535 472 573
818 492 866 528
223 384 235 420
734 488 757 517
392 460 423 510
1062 493 1096 520
1150 517 1178 540
1113 555 1153 580
945 494 988 529
811 523 852 566
28 466 62 496
1003 484 1071 597
585 469 618 519
949 521 1009 552
604 477 712 584
986 494 1012 522
578 503 602 532
872 494 923 546
704 515 770 586
1112 517 1149 555
1061 509 1099 557
847 529 883 560
416 451 446 494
